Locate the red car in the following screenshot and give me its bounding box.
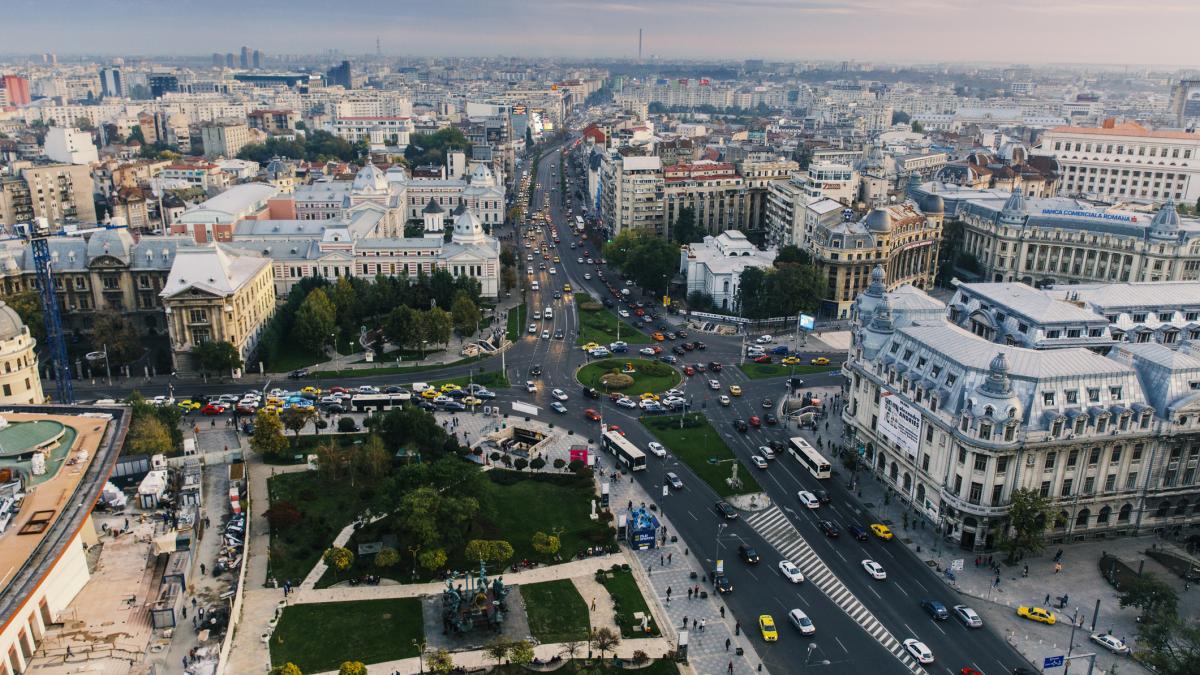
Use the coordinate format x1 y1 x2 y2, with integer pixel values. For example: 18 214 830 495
607 425 625 436
749 415 762 428
329 386 348 394
683 366 695 376
635 308 645 317
201 403 226 416
754 355 773 364
651 346 664 354
584 408 601 422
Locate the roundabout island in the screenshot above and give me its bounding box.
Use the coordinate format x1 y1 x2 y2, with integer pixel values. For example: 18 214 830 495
576 358 681 394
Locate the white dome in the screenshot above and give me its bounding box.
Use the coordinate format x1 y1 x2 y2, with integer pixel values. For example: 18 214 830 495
352 162 389 193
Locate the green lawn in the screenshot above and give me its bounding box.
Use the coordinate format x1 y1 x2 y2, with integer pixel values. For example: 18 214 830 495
270 341 326 373
506 304 528 342
319 470 612 587
737 362 838 380
493 661 679 675
577 359 680 394
266 470 379 584
270 598 423 673
264 432 370 465
641 414 763 497
574 293 652 345
522 579 591 643
304 355 484 380
429 370 510 390
597 567 660 638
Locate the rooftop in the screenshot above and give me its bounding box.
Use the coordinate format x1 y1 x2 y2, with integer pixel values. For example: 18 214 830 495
957 282 1105 325
1048 281 1200 311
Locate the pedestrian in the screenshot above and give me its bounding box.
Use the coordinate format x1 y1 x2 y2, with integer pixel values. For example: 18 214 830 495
668 552 673 564
735 620 740 635
192 615 197 628
661 554 665 566
1023 564 1029 578
683 615 688 628
67 646 72 657
692 619 697 630
182 656 188 669
124 517 129 530
694 584 699 596
182 606 187 618
191 597 197 608
1054 562 1062 574
200 563 206 575
591 597 597 611
725 638 731 651
1054 548 1063 562
700 619 706 631
688 588 693 600
720 606 725 618
1045 593 1051 605
728 661 734 674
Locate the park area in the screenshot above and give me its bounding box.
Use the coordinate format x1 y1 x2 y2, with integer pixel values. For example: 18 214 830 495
596 566 660 638
521 579 592 643
316 470 613 587
738 361 837 380
642 413 763 497
574 293 652 346
270 598 424 673
577 358 680 394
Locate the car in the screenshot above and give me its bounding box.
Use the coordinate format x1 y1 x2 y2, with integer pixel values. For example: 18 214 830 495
462 396 483 406
755 335 773 344
582 387 600 399
705 379 721 390
759 445 775 460
638 392 660 402
442 401 467 412
551 388 568 401
528 323 538 334
550 402 567 414
714 501 738 520
525 380 538 394
287 368 309 379
708 361 721 371
683 366 695 377
729 385 742 396
652 332 665 342
747 346 765 357
218 393 240 404
1016 606 1056 625
712 569 734 594
619 309 631 318
178 399 202 411
788 609 816 636
758 615 778 642
554 329 564 340
666 472 683 490
751 455 767 471
921 600 950 621
609 341 628 352
768 345 790 356
797 490 819 508
1090 633 1130 654
718 395 731 406
590 347 611 357
848 524 869 541
870 523 894 540
818 520 840 538
753 355 773 364
584 408 602 421
201 403 227 415
862 559 887 580
639 347 656 355
433 394 454 406
647 442 666 457
665 389 685 398
813 489 831 504
615 397 637 409
764 412 779 425
782 356 801 365
811 357 831 366
903 639 934 665
541 330 551 339
733 419 749 432
749 415 762 427
952 605 983 628
761 397 774 409
778 560 805 583
440 383 462 393
737 544 761 564
236 401 259 414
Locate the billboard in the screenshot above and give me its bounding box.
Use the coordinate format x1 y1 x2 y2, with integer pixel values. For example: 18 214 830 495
799 314 815 331
877 390 922 458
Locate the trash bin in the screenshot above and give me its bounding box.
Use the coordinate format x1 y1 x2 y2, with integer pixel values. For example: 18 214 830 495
735 647 744 656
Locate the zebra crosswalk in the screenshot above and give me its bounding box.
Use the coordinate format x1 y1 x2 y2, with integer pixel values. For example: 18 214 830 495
745 506 926 674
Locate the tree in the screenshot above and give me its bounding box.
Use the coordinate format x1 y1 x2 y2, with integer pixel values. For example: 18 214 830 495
292 288 337 357
559 640 583 660
265 500 302 530
530 457 546 472
488 540 514 567
672 206 699 244
374 546 400 570
686 291 714 312
91 314 141 364
485 640 512 666
531 531 561 558
384 305 418 350
2 292 45 345
1000 488 1052 564
451 292 481 337
126 126 145 145
337 662 366 675
774 245 811 265
420 307 453 348
418 547 447 572
501 266 517 292
507 640 535 666
280 406 315 443
591 627 620 659
552 458 566 471
323 546 355 580
127 416 174 456
250 409 289 460
1140 614 1200 675
1119 572 1179 619
269 664 303 675
514 457 529 471
605 230 678 295
911 120 924 133
736 266 768 318
427 649 455 675
192 340 243 375
337 416 359 433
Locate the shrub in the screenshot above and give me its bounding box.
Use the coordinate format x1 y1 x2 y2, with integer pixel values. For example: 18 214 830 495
265 501 302 529
337 417 358 432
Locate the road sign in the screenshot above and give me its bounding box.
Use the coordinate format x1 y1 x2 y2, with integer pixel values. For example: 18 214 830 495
951 559 965 571
1043 655 1065 668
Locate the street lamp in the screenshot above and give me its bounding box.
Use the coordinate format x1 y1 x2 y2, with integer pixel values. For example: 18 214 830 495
804 642 831 667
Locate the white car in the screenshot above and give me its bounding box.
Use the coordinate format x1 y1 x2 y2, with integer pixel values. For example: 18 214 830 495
750 456 768 469
1090 633 1130 654
862 559 887 580
639 347 656 355
778 560 805 584
577 257 584 263
952 604 983 628
618 309 631 318
708 379 721 390
755 334 773 344
616 397 637 409
433 395 453 405
665 389 684 398
759 445 775 460
550 401 567 414
797 490 820 509
525 380 537 393
541 330 551 340
411 382 432 393
903 639 934 665
647 442 666 457
665 472 683 489
788 609 816 636
551 388 568 401
590 347 611 357
639 398 659 410
357 385 380 394
549 268 557 275
662 396 686 408
584 273 592 280
529 323 538 334
719 395 731 406
610 341 628 351
150 395 175 406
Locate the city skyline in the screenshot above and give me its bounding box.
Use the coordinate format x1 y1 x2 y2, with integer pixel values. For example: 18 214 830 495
4 0 1200 67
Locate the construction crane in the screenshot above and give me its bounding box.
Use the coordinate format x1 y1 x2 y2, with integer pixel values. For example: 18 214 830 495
27 219 73 404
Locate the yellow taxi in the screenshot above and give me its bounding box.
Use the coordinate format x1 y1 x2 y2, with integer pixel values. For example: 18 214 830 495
261 404 280 415
758 615 778 642
177 399 202 411
639 392 660 402
440 383 462 393
420 388 440 400
782 356 800 365
1017 606 1057 625
581 342 601 352
811 357 831 366
870 523 893 540
553 255 560 263
462 396 482 406
729 385 743 397
301 386 321 396
563 283 572 292
652 332 666 342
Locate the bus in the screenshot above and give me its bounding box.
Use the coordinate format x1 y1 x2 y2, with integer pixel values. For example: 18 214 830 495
575 215 585 231
602 430 647 472
349 392 412 413
787 437 831 479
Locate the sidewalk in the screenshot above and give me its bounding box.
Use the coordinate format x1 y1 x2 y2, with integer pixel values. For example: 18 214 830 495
603 467 771 675
800 387 1173 675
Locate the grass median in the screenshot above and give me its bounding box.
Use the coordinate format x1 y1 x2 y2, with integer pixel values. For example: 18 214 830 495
738 361 838 380
506 303 528 342
641 413 763 497
574 293 652 345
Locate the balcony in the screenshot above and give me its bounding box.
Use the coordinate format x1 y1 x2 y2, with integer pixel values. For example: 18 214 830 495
940 486 1010 517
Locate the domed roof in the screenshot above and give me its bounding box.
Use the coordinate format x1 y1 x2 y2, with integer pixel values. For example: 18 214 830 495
469 163 495 186
1150 199 1181 238
86 229 134 263
0 302 27 341
999 189 1027 224
352 161 389 193
265 156 294 179
422 198 445 214
865 208 892 232
920 193 944 214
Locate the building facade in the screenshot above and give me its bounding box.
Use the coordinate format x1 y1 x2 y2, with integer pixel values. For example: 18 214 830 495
599 153 664 237
0 302 43 404
200 121 251 159
680 230 775 311
0 163 97 226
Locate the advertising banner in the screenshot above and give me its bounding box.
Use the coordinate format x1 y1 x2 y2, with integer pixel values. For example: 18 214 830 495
877 391 922 458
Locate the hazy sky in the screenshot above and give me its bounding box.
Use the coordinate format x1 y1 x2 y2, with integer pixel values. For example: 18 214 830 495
7 0 1200 67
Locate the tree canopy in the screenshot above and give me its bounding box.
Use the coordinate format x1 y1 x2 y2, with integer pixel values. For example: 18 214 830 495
605 230 679 295
237 130 362 164
735 262 826 319
404 128 471 168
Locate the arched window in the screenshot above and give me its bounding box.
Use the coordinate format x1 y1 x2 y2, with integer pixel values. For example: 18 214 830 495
1075 509 1090 528
1118 504 1133 522
903 472 912 491
1097 506 1112 525
889 462 899 481
916 484 926 504
1155 501 1171 518
1056 510 1070 529
1176 499 1190 516
877 452 887 469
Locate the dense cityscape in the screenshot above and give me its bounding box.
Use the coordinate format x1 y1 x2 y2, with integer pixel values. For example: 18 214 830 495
0 6 1198 675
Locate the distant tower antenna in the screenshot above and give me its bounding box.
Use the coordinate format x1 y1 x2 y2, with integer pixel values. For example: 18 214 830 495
638 29 643 62
376 36 381 56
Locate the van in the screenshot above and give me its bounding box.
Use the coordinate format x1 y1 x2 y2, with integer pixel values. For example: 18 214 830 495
531 281 540 290
544 306 553 319
411 382 432 393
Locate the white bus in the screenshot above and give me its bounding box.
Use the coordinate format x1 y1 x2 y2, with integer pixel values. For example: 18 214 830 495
349 392 412 413
787 437 831 479
602 430 647 472
575 215 585 231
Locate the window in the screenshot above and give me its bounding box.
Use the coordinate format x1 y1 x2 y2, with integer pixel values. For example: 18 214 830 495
1133 444 1144 462
188 309 208 324
1047 330 1061 339
1126 472 1139 490
1062 478 1074 497
1043 391 1056 406
1066 390 1078 404
946 374 957 387
1088 388 1100 403
1068 449 1079 467
1110 386 1123 400
992 484 1004 506
958 446 967 464
1159 312 1174 322
1111 447 1122 463
968 481 983 504
1104 474 1117 492
979 422 992 439
1084 476 1095 494
1 384 9 397
1045 452 1057 469
1040 480 1051 497
953 474 963 495
974 454 988 472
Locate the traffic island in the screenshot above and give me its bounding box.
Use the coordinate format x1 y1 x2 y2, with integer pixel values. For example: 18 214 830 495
576 359 681 394
640 413 764 497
